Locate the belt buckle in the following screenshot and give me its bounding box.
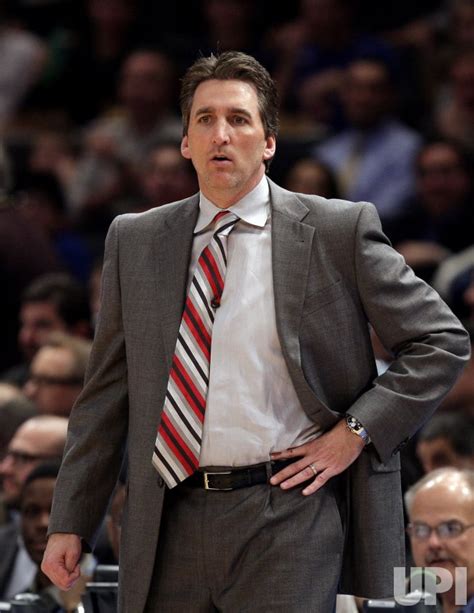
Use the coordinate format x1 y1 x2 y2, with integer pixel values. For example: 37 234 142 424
203 470 233 491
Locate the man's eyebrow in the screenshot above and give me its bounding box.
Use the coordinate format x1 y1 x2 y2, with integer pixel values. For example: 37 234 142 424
194 106 253 118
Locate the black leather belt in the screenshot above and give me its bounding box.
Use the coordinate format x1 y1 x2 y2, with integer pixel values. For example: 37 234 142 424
185 459 296 491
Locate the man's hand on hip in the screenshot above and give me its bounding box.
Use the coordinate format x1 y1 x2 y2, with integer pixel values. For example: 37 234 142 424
41 533 82 590
270 418 365 495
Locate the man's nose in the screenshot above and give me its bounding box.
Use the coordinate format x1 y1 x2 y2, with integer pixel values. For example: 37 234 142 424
426 529 444 549
212 120 230 145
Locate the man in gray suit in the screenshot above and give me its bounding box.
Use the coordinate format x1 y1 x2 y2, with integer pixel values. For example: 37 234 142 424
42 52 470 612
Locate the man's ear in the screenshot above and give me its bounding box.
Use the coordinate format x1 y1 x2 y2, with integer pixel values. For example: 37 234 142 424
181 136 191 160
263 135 276 162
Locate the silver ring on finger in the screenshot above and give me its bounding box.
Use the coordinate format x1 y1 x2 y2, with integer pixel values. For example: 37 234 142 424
308 463 318 476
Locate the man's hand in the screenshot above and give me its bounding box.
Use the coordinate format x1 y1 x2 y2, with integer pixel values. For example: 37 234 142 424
41 533 82 590
270 419 365 495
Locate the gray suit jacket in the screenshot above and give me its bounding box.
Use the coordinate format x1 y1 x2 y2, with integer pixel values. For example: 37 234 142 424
49 179 470 612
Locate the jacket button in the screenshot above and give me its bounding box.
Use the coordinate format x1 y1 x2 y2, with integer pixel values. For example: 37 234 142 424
157 477 164 487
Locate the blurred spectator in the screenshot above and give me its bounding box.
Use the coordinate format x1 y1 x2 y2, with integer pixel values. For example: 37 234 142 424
0 142 62 373
23 332 91 417
416 413 474 474
1 273 92 387
0 2 47 131
28 130 78 203
15 462 63 606
386 139 474 281
265 0 395 115
0 461 95 608
434 50 474 151
63 0 144 126
135 142 198 211
433 246 474 322
194 0 264 60
0 415 67 518
405 468 474 612
17 171 93 282
439 324 474 415
0 462 59 603
314 57 422 221
69 49 182 230
283 157 339 198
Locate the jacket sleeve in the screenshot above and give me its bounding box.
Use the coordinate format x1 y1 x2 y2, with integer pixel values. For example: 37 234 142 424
48 216 129 547
347 203 470 463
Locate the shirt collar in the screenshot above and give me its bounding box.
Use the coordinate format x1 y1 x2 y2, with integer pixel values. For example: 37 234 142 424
195 175 269 234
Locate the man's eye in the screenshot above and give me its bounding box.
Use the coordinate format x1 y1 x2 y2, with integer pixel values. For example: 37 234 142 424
198 116 211 124
232 116 247 125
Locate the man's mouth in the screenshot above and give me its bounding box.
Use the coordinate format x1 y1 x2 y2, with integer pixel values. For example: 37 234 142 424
211 154 231 163
425 553 454 565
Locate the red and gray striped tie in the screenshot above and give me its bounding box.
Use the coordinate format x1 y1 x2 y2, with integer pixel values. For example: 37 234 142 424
152 210 239 488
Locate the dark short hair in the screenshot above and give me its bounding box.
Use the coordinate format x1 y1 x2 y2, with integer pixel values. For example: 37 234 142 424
180 51 279 142
22 273 91 327
419 413 474 457
23 461 61 490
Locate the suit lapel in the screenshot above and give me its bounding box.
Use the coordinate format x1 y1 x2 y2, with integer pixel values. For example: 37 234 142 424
153 194 199 368
269 179 314 367
269 180 338 423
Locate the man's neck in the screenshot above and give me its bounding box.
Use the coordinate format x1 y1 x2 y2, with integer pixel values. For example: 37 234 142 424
200 169 266 209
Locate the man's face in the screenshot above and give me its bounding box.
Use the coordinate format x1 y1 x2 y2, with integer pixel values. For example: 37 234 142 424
409 481 474 592
181 79 275 207
417 437 474 474
119 53 172 120
23 347 82 417
19 302 67 362
21 476 56 565
417 144 470 216
0 425 60 507
343 61 391 128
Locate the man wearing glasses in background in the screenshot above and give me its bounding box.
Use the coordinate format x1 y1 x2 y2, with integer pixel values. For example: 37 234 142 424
405 467 474 613
0 415 67 599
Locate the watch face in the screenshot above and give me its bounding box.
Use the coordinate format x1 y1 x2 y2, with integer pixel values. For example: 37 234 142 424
347 416 358 429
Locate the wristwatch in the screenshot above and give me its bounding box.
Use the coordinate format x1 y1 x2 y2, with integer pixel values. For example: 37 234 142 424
345 414 371 445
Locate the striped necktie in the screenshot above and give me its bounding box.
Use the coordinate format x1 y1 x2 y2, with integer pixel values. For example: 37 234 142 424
152 210 239 488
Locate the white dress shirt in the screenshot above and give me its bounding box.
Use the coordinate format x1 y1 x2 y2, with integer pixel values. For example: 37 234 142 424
189 176 321 467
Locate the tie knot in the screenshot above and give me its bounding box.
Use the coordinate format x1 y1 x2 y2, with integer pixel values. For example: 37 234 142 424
212 210 239 237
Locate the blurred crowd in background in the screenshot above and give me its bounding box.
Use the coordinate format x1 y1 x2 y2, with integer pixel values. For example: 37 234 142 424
0 0 474 611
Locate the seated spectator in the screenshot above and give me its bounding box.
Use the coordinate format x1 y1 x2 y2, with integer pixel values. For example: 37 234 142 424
0 415 68 523
0 143 61 373
0 462 95 609
69 49 182 231
134 142 198 211
23 332 92 417
1 272 92 387
385 139 474 282
27 131 79 213
432 246 474 322
265 0 395 116
439 324 474 415
0 3 47 130
313 57 422 222
416 413 474 474
405 468 474 612
433 50 474 152
17 171 94 283
283 157 340 198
